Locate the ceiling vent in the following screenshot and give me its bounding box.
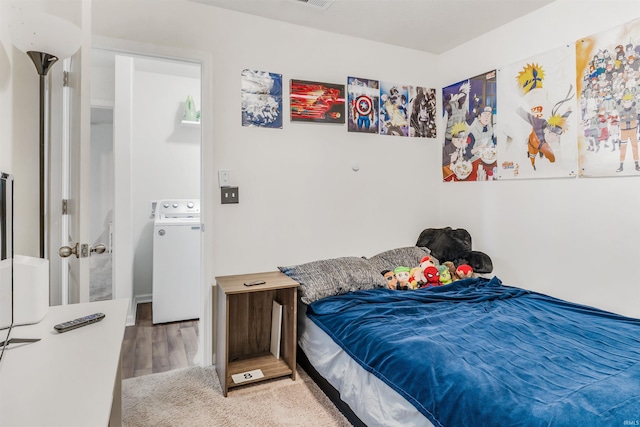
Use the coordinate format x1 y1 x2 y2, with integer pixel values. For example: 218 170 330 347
292 0 335 10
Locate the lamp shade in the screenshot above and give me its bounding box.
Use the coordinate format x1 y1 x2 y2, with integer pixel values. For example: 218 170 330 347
9 8 82 60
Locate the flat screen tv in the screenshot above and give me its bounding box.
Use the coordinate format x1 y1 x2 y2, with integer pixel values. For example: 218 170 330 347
0 171 14 360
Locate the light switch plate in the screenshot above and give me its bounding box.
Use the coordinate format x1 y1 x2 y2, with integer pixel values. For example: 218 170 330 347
221 186 239 204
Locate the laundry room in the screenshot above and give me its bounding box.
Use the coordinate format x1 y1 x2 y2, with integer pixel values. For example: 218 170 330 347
90 50 202 319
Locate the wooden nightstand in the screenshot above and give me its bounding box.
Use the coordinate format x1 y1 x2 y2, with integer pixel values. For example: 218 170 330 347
214 271 299 396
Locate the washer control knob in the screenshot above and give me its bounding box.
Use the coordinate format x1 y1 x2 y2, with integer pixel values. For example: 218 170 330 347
163 203 169 208
187 202 194 209
158 229 166 236
173 203 178 208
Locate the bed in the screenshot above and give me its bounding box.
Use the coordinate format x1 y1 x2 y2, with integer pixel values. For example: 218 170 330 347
279 245 640 427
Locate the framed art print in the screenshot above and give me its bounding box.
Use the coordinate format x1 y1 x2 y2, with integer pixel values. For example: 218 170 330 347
241 69 283 129
290 79 345 124
347 76 380 133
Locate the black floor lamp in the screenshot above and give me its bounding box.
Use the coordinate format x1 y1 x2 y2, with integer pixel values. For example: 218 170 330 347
9 5 82 259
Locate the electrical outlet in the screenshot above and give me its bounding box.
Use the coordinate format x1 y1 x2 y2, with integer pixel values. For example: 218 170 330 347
221 186 239 204
219 171 230 187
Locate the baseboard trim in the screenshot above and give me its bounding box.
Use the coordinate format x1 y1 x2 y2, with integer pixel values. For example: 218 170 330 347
126 294 152 326
135 293 152 304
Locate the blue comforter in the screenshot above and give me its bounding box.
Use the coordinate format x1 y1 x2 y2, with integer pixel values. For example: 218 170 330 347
306 277 640 427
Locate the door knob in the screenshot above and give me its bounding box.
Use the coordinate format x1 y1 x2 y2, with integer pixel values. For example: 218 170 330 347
59 242 79 258
91 243 107 255
59 242 107 258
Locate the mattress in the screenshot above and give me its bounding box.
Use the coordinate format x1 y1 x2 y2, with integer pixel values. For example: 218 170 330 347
298 303 434 427
302 277 640 426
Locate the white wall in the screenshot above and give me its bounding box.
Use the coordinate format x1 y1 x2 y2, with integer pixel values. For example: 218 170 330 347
91 0 440 282
130 59 201 297
436 0 640 318
89 0 640 319
0 1 12 174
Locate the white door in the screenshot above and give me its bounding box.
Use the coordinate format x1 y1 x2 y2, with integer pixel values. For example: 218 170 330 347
49 2 93 305
64 44 91 304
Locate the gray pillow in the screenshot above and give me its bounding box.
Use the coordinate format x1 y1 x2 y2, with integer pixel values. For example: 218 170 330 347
279 257 386 304
367 246 435 274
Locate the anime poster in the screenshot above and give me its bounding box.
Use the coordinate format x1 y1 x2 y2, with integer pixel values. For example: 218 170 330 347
379 82 409 137
289 80 345 124
441 70 497 181
347 77 379 133
577 17 640 177
408 86 437 138
241 69 283 128
496 46 578 180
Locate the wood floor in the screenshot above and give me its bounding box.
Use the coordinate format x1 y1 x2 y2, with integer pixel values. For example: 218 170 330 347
121 302 200 379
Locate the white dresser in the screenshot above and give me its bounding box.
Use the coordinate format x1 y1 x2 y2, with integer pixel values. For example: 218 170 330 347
0 298 129 426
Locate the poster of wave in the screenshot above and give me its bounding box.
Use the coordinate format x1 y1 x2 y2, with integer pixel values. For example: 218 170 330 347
497 45 578 180
408 86 437 138
290 79 345 124
241 69 283 129
577 17 640 177
347 77 379 133
441 70 497 181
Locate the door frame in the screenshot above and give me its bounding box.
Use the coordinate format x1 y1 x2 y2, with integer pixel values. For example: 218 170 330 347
92 35 214 365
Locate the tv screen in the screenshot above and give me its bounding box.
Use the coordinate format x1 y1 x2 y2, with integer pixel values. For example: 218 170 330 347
0 171 14 359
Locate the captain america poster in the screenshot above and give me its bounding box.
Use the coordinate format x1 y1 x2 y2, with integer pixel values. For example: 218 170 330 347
347 76 379 133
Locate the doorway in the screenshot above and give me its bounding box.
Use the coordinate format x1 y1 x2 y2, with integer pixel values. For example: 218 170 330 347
90 49 202 323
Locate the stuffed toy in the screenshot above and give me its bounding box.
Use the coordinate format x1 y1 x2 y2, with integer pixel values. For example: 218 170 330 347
421 265 440 288
409 267 424 289
415 256 433 281
456 264 474 279
394 266 412 290
381 269 399 290
416 227 493 274
438 265 453 285
419 255 437 269
443 261 458 281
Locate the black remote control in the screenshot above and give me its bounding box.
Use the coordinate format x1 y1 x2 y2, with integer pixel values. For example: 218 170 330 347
54 313 106 333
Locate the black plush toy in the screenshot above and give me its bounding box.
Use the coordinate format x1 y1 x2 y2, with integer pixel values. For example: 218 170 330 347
416 227 493 274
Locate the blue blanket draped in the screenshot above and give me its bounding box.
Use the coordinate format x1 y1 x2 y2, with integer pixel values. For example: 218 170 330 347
306 277 640 427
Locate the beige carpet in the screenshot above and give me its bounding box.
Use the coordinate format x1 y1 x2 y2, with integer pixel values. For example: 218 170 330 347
122 365 353 426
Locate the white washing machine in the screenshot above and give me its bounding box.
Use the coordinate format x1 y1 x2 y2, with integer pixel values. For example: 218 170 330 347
152 199 201 324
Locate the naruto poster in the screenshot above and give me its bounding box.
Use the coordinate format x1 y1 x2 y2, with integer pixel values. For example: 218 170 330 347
577 17 640 177
497 45 578 180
